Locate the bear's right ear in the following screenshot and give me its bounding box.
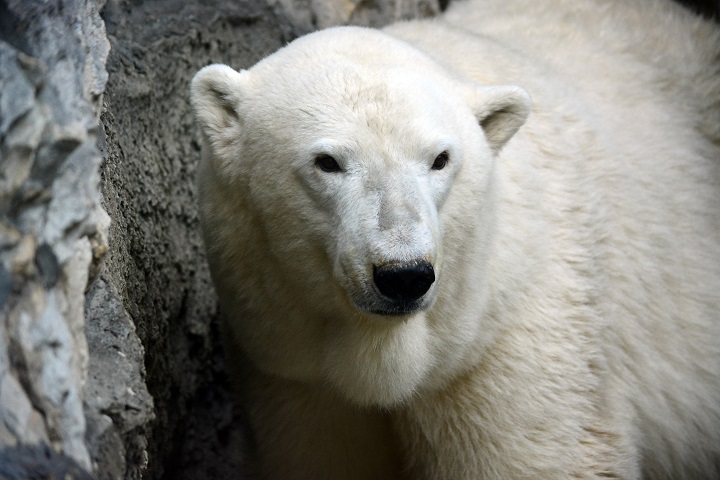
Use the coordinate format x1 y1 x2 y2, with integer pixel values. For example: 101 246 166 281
190 64 248 152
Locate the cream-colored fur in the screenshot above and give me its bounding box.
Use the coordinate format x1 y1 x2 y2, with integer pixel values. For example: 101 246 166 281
190 0 720 478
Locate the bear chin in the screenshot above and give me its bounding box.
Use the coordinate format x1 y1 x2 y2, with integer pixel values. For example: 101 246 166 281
370 303 424 316
356 293 434 317
322 312 434 407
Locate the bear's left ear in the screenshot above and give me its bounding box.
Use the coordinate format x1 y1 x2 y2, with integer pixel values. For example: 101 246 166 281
190 64 249 152
466 85 531 154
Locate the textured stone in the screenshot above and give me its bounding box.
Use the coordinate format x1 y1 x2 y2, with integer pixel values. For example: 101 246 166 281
0 0 110 476
0 443 94 480
270 0 440 33
0 330 48 447
84 275 154 480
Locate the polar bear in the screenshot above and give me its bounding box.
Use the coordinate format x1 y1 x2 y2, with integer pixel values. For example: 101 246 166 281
190 0 720 478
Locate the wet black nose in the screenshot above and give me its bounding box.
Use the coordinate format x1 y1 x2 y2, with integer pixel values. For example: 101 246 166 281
373 261 435 303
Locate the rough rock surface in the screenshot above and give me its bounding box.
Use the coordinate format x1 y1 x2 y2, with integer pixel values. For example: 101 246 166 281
0 0 111 478
0 0 715 479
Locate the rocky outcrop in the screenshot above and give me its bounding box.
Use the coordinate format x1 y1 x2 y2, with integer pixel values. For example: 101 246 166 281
0 0 113 478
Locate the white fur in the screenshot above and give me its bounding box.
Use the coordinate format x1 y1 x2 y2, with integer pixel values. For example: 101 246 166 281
190 1 720 478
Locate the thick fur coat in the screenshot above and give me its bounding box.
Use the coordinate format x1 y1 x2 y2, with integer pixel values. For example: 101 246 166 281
190 0 720 478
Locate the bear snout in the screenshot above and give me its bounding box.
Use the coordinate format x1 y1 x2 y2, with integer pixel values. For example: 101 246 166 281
372 260 435 304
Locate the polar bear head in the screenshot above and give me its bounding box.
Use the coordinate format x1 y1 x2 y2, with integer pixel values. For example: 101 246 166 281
191 26 530 406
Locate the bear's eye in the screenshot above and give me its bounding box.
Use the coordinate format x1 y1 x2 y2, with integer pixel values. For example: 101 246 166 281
315 154 342 173
432 151 449 170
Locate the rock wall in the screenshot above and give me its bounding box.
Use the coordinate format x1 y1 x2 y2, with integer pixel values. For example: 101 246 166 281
0 0 110 478
0 0 717 479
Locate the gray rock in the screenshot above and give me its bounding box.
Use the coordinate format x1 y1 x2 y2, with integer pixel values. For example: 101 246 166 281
0 443 94 480
84 275 154 480
0 0 110 476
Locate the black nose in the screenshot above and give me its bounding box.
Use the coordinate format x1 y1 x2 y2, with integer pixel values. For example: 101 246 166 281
373 261 435 303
